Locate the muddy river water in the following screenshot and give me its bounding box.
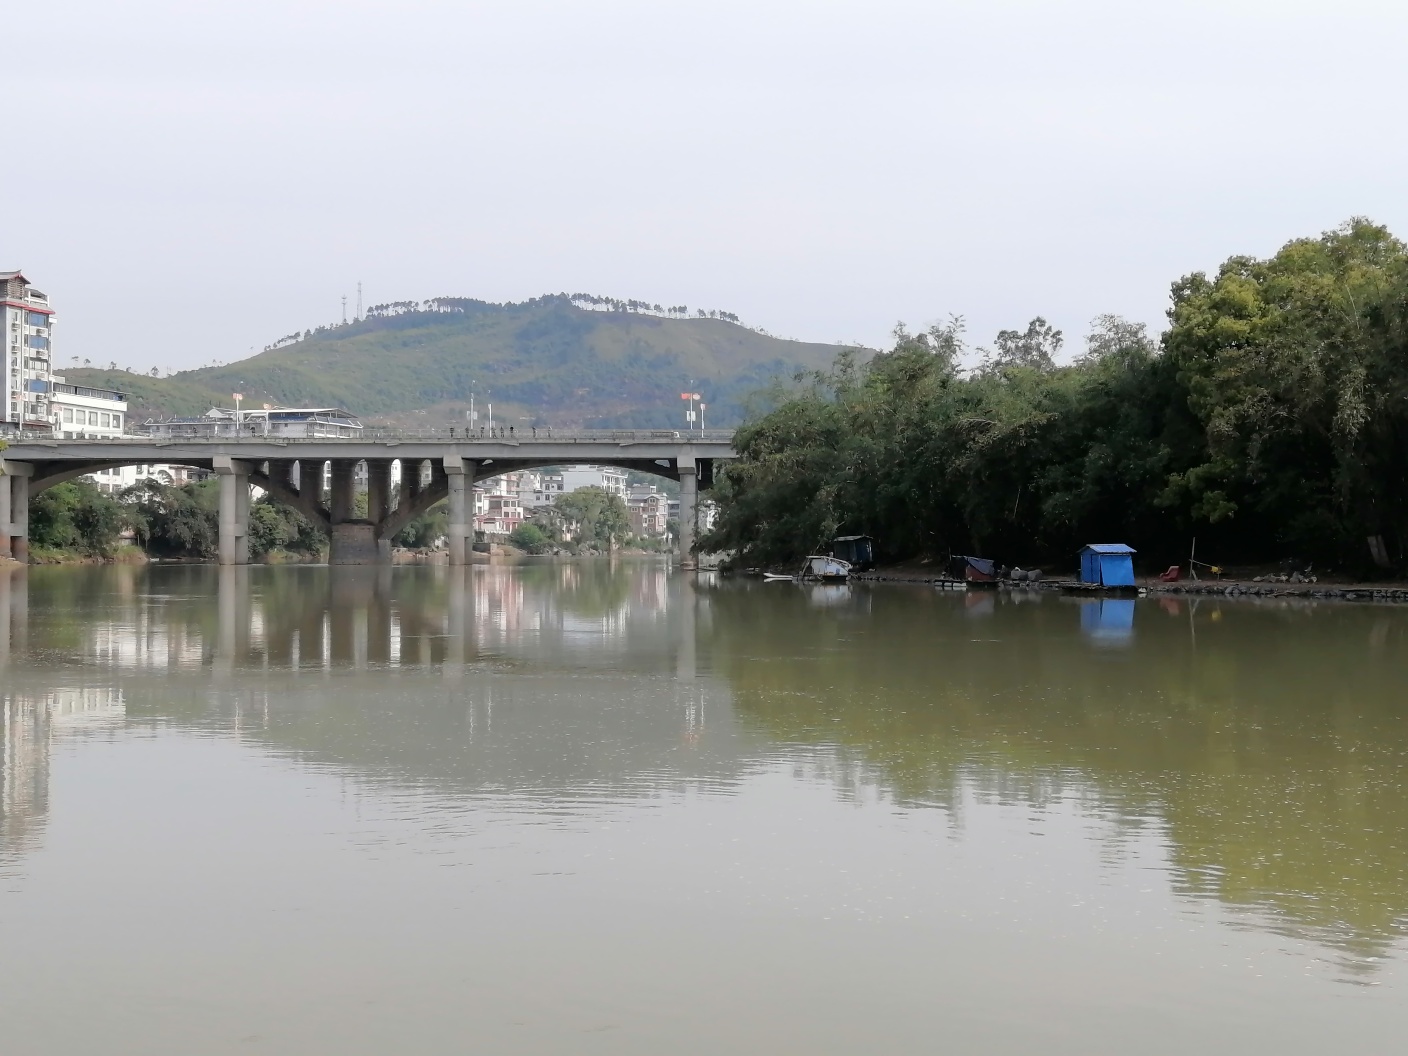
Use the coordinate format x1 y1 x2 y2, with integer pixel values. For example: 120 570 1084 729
2 561 1407 1053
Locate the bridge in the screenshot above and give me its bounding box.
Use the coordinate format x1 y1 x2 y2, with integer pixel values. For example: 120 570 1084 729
0 430 736 567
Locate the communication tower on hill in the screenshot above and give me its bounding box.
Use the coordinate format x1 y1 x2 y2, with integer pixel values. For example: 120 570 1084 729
341 295 347 325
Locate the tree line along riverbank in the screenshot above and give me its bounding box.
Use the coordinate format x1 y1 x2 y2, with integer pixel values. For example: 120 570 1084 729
702 218 1408 581
4 473 665 565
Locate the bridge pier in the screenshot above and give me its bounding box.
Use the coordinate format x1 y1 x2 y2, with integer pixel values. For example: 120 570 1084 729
214 457 251 566
327 458 397 565
1 462 33 563
678 462 697 571
0 465 11 560
445 457 476 566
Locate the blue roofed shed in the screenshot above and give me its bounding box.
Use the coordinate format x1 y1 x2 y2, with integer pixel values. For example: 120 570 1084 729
1079 543 1136 586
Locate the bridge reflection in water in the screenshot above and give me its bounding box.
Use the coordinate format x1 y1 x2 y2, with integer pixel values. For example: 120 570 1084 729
0 559 704 674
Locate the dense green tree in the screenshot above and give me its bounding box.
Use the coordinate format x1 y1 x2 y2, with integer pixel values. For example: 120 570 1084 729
125 479 220 558
704 316 1200 569
509 522 551 554
393 501 447 548
1162 218 1408 567
245 498 325 557
552 487 629 549
707 218 1408 575
28 480 125 555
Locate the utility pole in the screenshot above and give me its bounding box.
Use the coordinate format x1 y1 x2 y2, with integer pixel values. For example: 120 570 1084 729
356 281 363 322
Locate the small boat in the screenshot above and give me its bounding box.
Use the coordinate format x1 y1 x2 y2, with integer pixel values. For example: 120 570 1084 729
763 572 796 582
800 555 852 582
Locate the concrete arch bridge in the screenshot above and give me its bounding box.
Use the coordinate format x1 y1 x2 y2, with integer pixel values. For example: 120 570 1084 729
0 431 735 566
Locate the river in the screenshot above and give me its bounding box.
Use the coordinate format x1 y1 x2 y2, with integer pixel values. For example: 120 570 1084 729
2 561 1407 1053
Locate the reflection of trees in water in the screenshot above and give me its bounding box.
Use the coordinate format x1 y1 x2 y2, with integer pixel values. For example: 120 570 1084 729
504 558 640 621
703 583 1408 969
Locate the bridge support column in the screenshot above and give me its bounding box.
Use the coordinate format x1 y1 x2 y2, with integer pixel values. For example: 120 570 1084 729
678 462 698 571
2 462 33 563
366 460 393 563
329 460 355 523
445 458 476 566
327 460 384 565
215 457 251 566
0 465 12 560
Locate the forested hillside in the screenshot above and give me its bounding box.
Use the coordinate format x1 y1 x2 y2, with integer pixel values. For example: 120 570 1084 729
67 295 859 428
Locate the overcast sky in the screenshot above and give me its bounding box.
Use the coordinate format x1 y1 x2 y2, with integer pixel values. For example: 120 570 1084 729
9 0 1408 372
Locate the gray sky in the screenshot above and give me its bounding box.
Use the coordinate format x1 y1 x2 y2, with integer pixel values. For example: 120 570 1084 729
11 0 1408 372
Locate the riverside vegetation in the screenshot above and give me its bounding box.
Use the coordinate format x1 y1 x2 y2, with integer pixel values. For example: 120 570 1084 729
21 479 664 563
703 219 1408 576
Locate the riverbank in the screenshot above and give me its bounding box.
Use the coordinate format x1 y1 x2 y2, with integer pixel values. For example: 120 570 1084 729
25 544 149 566
852 561 1408 601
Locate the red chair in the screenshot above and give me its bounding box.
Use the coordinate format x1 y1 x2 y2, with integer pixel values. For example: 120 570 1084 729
1157 565 1181 582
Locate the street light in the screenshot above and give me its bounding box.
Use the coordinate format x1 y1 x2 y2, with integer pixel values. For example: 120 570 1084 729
679 391 703 430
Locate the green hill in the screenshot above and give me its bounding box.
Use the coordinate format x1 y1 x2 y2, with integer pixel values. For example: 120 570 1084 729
68 295 864 429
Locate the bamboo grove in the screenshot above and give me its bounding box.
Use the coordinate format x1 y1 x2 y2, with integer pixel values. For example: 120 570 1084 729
703 220 1408 575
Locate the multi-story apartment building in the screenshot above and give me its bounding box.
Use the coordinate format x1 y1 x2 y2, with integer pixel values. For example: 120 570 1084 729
518 470 566 509
473 472 526 537
1 271 54 434
626 484 669 538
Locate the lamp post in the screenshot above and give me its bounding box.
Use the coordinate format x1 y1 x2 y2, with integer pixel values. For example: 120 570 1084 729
680 391 702 430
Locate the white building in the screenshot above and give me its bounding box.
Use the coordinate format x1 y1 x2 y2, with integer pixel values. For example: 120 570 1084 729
558 465 628 497
87 463 209 495
50 378 128 437
473 472 526 537
518 470 565 509
1 271 54 434
143 407 362 439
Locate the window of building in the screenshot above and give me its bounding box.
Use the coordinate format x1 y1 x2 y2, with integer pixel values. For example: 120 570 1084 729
89 411 99 425
113 414 122 430
26 335 48 350
25 312 47 327
100 413 111 427
62 408 73 423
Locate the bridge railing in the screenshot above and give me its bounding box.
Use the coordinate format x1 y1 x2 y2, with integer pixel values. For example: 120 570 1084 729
18 428 737 445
